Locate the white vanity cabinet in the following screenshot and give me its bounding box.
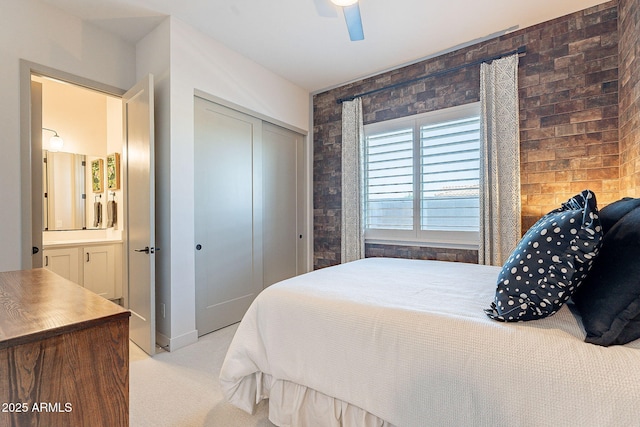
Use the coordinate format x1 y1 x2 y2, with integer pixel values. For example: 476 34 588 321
43 247 80 283
43 241 123 301
83 245 117 299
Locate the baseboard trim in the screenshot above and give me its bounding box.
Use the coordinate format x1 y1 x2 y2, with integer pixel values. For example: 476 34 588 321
156 329 198 352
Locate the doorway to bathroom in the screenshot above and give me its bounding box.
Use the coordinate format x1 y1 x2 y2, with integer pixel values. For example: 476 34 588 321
22 61 157 355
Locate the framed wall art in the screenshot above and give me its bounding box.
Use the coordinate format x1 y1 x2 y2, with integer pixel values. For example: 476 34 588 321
107 153 121 190
91 158 104 193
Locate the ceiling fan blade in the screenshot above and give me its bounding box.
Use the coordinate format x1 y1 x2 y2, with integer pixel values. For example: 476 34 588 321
343 3 364 41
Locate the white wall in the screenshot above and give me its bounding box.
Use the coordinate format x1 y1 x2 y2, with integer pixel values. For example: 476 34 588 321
142 17 310 350
0 0 135 271
106 96 124 239
170 18 310 131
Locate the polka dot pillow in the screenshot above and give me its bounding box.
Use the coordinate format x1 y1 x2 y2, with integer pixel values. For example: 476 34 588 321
485 190 603 322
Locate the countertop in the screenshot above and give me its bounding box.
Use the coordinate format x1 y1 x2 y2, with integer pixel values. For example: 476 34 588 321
43 238 123 247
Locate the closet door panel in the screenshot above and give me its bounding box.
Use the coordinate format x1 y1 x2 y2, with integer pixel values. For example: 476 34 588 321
194 98 262 336
262 123 301 287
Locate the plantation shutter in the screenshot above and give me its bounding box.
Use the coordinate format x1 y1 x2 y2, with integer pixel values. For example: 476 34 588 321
420 116 480 232
364 128 414 230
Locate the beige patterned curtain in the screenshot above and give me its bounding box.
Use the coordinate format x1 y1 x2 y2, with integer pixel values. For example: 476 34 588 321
341 98 365 263
479 54 521 266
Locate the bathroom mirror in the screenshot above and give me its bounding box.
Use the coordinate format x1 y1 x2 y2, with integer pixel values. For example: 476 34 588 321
43 150 89 230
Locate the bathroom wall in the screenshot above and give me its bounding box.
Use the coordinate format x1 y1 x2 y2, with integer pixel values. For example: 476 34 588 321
40 76 124 238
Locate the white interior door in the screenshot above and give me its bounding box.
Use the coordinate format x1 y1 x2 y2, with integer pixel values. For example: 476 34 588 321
124 74 156 355
262 122 304 286
30 79 44 268
194 97 263 337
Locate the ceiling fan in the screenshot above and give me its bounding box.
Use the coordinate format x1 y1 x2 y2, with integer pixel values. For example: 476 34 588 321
314 0 365 41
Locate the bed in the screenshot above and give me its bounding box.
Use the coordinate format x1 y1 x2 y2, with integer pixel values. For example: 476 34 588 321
219 256 640 427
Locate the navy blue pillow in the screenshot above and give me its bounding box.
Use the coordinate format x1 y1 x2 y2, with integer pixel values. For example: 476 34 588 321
485 190 603 322
597 197 640 234
573 206 640 346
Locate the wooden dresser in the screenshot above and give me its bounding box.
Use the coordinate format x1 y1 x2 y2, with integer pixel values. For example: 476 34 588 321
0 268 130 427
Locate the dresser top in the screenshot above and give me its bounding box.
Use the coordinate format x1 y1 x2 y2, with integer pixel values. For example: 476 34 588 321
0 268 130 348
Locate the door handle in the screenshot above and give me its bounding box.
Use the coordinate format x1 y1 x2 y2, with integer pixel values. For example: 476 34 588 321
134 246 159 254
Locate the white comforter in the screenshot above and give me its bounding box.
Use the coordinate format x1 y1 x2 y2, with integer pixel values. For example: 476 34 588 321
220 258 640 427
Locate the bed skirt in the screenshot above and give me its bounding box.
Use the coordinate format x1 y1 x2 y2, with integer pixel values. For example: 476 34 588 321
226 371 395 427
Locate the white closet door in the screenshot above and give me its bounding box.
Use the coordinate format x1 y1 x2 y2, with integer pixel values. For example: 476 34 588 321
194 97 263 336
262 122 304 286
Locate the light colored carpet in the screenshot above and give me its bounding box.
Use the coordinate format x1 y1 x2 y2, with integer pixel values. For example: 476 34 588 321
130 323 274 427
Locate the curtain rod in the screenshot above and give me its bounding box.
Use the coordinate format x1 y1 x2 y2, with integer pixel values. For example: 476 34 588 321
336 46 526 104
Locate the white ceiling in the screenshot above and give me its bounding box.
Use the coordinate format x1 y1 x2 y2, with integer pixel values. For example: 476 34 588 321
41 0 610 93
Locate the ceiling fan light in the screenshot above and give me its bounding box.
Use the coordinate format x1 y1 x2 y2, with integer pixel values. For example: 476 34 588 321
331 0 358 6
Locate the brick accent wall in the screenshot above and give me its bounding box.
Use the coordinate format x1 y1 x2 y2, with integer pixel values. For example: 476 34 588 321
365 244 478 264
313 1 620 270
519 3 619 230
619 0 640 196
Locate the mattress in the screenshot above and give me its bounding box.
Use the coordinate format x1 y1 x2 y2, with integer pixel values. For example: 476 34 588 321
220 257 640 426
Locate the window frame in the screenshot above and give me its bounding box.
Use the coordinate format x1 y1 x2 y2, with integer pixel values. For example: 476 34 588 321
363 103 481 249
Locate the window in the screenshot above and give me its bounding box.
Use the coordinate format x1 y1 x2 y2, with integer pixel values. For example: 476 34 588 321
363 103 480 248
